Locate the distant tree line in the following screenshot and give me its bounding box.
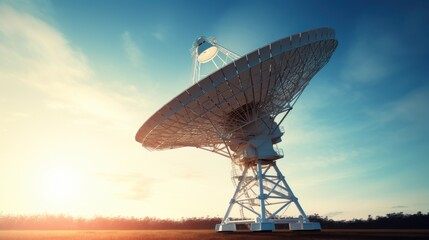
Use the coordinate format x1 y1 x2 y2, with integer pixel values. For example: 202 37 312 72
0 212 428 230
0 215 220 230
309 212 429 229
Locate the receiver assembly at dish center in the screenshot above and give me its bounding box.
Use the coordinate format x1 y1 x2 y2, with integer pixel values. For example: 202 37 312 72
136 28 338 232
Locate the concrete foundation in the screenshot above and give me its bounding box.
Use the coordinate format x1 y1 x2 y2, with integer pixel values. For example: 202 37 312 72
216 221 321 232
250 222 275 231
289 222 321 231
215 223 237 232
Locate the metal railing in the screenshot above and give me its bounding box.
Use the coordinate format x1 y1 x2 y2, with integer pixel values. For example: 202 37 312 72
273 144 284 157
279 125 285 133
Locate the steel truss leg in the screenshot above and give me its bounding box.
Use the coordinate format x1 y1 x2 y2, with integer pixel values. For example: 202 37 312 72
216 160 321 232
221 165 250 224
271 162 309 222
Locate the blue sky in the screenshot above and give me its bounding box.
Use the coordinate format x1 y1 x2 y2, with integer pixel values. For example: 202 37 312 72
0 0 428 220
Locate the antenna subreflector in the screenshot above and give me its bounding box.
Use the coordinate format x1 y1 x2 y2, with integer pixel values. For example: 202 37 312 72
136 28 338 232
195 37 219 63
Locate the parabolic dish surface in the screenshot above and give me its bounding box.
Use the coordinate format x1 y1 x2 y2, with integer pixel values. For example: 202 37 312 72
136 28 338 150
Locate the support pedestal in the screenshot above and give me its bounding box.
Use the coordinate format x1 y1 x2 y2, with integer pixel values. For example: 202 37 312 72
216 160 320 232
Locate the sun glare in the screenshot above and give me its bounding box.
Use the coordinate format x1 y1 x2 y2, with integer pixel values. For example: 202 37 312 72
41 166 81 205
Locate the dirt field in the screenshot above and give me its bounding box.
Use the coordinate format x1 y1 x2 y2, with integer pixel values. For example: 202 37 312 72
1 229 428 240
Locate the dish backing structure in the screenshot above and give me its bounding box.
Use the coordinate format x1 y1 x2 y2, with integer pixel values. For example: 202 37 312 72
136 28 338 232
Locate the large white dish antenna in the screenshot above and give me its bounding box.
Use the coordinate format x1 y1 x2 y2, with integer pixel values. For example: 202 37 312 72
136 27 338 232
136 28 337 151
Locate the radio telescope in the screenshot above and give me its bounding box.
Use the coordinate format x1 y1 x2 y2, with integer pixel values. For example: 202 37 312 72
136 28 338 232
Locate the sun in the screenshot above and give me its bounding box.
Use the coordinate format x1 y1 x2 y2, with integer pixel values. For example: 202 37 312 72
41 166 82 205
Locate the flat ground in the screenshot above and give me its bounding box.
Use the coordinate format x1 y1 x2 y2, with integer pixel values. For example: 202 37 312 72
1 229 428 240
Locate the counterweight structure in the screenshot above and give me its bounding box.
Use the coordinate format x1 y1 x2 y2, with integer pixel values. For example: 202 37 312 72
136 28 338 232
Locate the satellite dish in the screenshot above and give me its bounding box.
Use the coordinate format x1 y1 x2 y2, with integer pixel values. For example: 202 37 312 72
136 28 338 232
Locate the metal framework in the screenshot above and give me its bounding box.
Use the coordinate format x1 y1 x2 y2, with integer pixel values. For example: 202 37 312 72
221 161 308 226
191 37 240 84
136 28 338 231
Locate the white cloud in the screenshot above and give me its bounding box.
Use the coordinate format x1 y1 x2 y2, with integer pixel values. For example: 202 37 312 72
100 173 154 200
391 205 407 209
390 87 429 125
122 31 143 68
343 38 394 83
152 32 164 42
364 87 429 127
213 1 292 56
0 4 160 212
341 28 399 83
0 4 146 129
324 211 344 218
341 8 429 84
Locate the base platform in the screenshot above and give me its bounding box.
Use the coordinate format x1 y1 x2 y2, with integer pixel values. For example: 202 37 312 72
216 221 321 232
